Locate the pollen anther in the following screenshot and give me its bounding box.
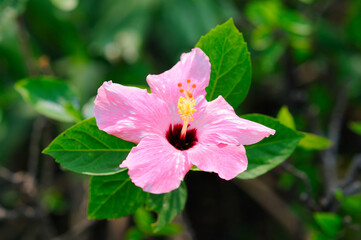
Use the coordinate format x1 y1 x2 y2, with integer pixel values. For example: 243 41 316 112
178 97 196 122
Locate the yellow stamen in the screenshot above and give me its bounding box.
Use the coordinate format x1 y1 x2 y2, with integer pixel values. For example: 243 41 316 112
177 80 197 138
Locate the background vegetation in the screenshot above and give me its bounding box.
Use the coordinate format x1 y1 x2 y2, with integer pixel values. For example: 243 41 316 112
1 0 361 239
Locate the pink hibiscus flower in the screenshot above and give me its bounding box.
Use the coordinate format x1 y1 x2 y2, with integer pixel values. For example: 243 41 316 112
94 48 275 194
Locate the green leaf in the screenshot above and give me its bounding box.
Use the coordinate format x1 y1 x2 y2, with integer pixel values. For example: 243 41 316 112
237 114 303 179
146 183 187 231
15 77 82 122
340 195 361 215
349 121 361 136
88 171 147 219
50 0 78 11
82 96 95 119
279 10 312 36
125 227 144 240
314 212 343 238
250 25 274 51
133 208 181 236
310 230 334 240
276 105 296 129
43 118 135 175
196 18 251 108
298 132 332 150
245 1 281 27
275 106 331 150
133 207 156 234
155 223 182 236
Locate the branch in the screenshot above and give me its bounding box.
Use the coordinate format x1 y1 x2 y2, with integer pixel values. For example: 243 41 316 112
0 167 23 184
281 163 317 210
343 181 361 196
51 219 96 240
0 206 39 221
322 86 348 195
16 15 39 76
233 178 303 239
339 154 361 190
0 167 36 198
28 117 47 185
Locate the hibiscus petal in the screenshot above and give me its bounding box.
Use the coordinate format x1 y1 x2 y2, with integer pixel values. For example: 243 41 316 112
191 96 276 145
187 143 248 180
146 48 211 122
94 81 171 143
119 134 192 194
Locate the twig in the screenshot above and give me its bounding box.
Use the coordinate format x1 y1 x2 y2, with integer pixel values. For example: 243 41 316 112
316 0 341 17
322 86 347 196
171 212 196 240
28 116 46 179
0 167 57 237
343 181 361 196
16 15 39 76
281 163 317 210
0 166 36 198
339 154 361 190
233 178 303 239
51 219 96 240
0 167 23 184
0 206 39 220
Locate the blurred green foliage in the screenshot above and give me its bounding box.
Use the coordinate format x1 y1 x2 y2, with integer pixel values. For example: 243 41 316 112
1 0 361 239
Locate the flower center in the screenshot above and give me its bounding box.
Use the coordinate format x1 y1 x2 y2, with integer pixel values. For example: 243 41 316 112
166 124 197 150
177 80 197 139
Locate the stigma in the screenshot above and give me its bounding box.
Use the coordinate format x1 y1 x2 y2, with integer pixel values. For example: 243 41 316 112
177 80 197 138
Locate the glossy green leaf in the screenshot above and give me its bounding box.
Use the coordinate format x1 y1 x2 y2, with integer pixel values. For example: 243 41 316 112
340 195 361 215
276 105 296 129
146 183 187 231
350 121 361 136
245 1 281 26
43 118 135 175
133 208 181 236
82 96 95 119
15 77 82 122
298 132 332 150
50 0 78 11
276 106 331 150
155 222 182 236
0 0 28 14
196 18 251 108
279 10 312 36
133 207 156 234
237 114 303 179
310 230 333 240
314 212 343 238
251 25 274 51
125 227 144 240
88 171 147 219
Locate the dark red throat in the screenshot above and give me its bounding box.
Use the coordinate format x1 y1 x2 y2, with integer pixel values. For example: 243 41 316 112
166 124 197 150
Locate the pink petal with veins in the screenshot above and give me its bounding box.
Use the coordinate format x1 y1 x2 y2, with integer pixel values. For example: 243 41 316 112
192 96 275 146
187 143 248 180
94 81 171 143
120 134 192 194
